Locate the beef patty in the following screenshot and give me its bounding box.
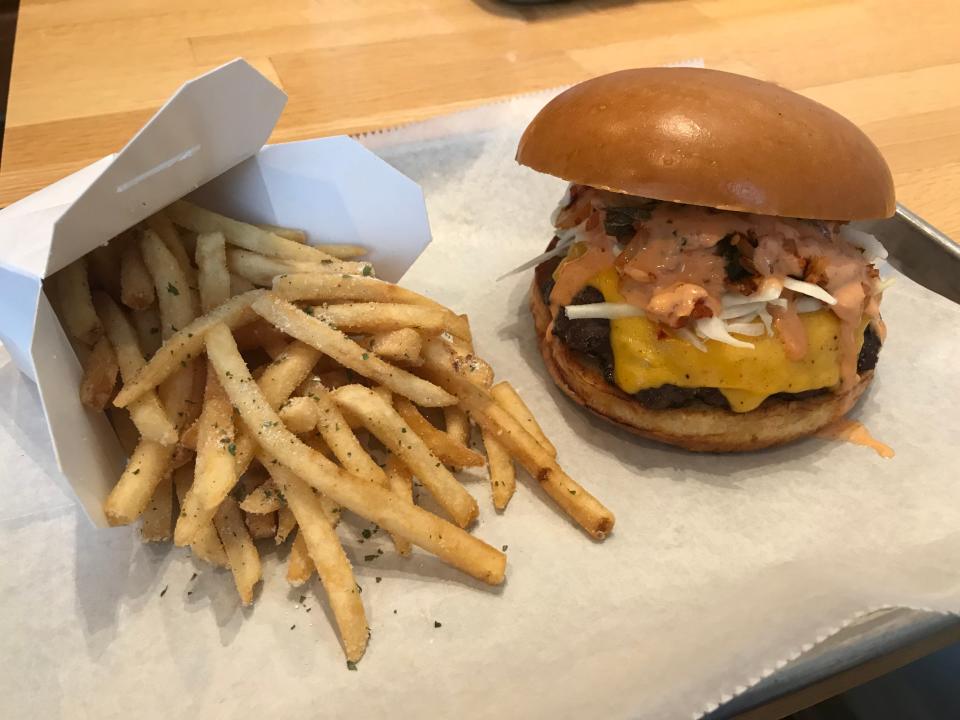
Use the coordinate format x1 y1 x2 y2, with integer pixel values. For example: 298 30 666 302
538 254 882 411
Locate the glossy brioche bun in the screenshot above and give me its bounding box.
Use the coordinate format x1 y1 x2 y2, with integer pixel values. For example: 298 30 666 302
530 272 872 452
516 68 895 221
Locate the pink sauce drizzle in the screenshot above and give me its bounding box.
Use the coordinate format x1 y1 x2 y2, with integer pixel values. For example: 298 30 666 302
816 418 895 459
770 302 807 361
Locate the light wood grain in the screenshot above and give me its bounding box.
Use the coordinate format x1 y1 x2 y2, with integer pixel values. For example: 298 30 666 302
3 0 960 239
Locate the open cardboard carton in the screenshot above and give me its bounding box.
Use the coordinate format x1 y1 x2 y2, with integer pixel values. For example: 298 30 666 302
0 60 432 527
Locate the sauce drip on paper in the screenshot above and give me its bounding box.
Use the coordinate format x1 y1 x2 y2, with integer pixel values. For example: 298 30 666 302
816 418 894 459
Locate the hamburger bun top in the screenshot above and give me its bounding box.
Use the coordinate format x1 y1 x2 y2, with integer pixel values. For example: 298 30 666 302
516 68 895 221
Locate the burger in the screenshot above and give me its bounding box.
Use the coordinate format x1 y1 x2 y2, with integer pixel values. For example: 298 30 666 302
517 68 895 452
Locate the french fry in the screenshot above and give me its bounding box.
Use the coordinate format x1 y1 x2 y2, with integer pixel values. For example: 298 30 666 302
178 227 198 259
227 248 369 286
433 336 494 388
53 258 102 345
279 396 318 433
491 381 557 458
420 341 614 539
131 305 162 358
171 444 194 470
88 242 122 298
301 378 407 553
368 328 423 365
93 292 178 445
205 324 505 585
309 302 466 338
120 242 156 310
140 229 195 339
371 385 393 406
274 272 449 315
56 197 624 667
441 329 475 356
195 231 232 312
240 478 283 514
230 272 257 295
141 475 174 542
276 505 297 544
331 385 478 528
161 361 198 433
329 383 373 423
180 417 199 450
301 378 389 488
112 289 266 408
252 294 455 408
318 496 342 527
256 223 307 243
109 245 198 526
146 211 198 289
286 531 314 585
107 407 140 456
233 318 289 355
482 429 515 511
172 464 228 568
257 341 324 409
394 396 485 468
214 496 262 605
245 510 277 540
267 462 368 662
318 368 350 389
444 406 470 447
230 341 323 478
104 438 176 525
186 225 237 543
79 336 119 411
174 371 236 547
167 200 344 265
313 243 367 259
384 454 413 556
444 403 471 473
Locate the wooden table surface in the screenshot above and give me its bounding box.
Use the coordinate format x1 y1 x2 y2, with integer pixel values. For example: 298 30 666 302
3 0 960 239
2 1 958 716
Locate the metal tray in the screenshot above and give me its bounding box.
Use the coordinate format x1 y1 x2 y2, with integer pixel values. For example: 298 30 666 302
708 205 960 719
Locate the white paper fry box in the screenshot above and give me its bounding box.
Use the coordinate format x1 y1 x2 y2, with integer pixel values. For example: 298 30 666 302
0 59 431 527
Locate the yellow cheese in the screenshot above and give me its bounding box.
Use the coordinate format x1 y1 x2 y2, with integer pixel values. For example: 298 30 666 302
588 268 853 413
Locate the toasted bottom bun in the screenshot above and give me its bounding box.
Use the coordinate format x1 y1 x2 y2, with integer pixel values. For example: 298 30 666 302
530 280 872 452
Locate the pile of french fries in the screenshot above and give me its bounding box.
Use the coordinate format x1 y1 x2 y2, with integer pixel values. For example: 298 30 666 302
50 199 615 665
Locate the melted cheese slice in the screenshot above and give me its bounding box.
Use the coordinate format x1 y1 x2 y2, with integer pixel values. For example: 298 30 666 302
589 268 853 412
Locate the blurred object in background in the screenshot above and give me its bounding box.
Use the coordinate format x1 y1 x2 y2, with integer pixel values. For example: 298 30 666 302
0 0 17 160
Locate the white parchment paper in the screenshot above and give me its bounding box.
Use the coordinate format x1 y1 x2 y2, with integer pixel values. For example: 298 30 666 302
2 90 960 720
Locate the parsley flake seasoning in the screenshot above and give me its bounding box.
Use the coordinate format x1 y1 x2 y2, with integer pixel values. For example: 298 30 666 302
346 660 358 671
227 443 237 456
362 265 373 277
166 282 180 296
